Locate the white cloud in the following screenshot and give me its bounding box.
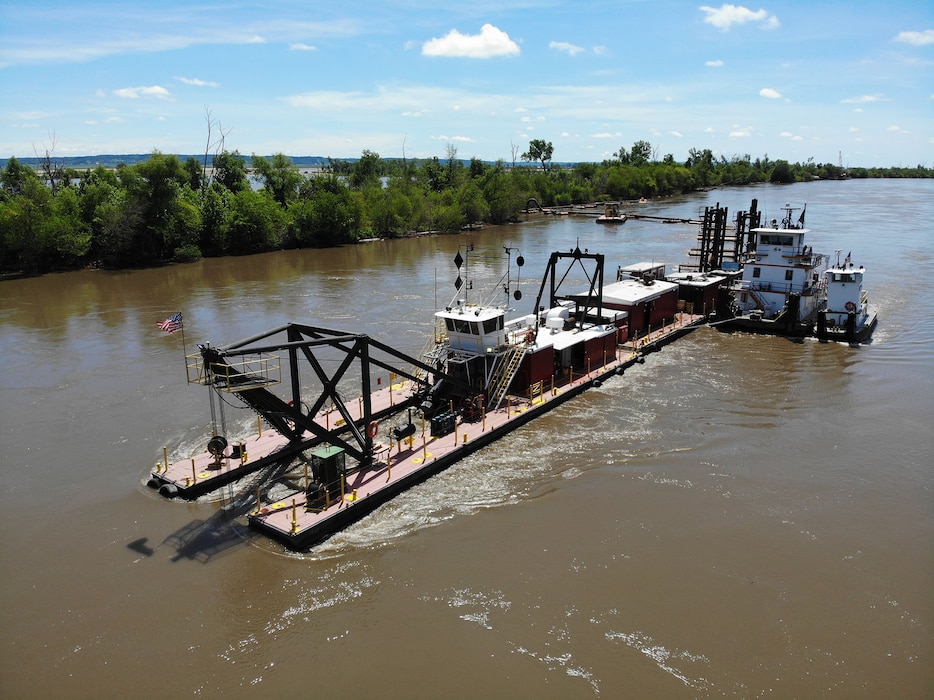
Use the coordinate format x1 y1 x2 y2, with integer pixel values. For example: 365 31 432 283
13 110 48 120
700 4 779 31
177 77 219 87
759 87 782 99
113 85 170 99
289 43 318 51
422 24 519 58
895 29 934 46
706 59 724 67
729 126 753 138
592 131 623 138
669 131 684 138
593 45 607 55
550 41 585 56
840 94 884 104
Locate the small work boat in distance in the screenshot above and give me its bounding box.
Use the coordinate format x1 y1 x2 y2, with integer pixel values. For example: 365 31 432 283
596 204 627 224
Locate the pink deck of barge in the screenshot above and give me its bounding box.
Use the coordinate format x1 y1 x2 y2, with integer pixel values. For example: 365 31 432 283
149 378 421 499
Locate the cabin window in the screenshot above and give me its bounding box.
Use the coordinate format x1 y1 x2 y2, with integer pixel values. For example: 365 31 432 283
453 319 471 334
785 269 794 281
483 317 501 333
469 322 481 335
752 267 761 278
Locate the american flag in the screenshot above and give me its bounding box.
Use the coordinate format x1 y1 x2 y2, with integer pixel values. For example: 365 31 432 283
157 312 183 334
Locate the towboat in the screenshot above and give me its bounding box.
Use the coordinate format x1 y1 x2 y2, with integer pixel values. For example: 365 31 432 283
719 203 828 338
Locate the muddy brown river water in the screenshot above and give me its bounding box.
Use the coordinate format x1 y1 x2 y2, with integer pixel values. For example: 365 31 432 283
1 180 931 697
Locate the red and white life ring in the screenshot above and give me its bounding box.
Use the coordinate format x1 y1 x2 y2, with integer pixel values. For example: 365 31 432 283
367 421 379 438
845 301 857 312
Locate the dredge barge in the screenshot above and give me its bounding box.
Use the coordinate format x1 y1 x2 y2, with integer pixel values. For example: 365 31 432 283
148 248 708 550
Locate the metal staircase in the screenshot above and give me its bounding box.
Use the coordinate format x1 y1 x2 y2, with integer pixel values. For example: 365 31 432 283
747 287 769 312
486 344 526 410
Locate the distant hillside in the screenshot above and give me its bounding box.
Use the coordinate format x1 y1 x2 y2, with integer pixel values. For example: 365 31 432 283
0 154 334 170
1 154 567 171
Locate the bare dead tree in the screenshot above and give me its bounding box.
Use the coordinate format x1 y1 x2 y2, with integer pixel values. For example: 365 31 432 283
401 134 408 179
34 132 65 196
201 106 231 195
510 140 520 169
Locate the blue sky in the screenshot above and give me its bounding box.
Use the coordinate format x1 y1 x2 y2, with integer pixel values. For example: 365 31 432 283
1 1 932 167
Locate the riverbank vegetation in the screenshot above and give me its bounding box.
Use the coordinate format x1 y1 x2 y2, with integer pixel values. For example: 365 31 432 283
1 141 930 274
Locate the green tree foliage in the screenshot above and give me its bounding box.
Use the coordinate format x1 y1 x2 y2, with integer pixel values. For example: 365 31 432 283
0 143 929 274
522 139 554 171
350 150 383 190
1 156 35 199
769 160 795 184
212 150 249 193
252 153 302 205
117 151 194 265
629 140 653 166
289 175 361 246
226 190 285 255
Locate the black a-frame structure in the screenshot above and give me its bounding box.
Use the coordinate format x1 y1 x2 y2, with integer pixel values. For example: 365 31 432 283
198 323 458 470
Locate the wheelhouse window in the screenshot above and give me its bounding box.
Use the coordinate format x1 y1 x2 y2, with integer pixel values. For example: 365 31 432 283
445 318 472 334
785 269 794 281
483 317 502 333
752 267 761 278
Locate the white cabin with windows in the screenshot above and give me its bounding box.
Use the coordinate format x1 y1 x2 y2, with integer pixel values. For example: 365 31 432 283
729 204 826 320
824 266 868 323
436 303 507 355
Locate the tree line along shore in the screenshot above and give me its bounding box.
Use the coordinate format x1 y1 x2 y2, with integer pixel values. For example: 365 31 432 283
1 140 929 275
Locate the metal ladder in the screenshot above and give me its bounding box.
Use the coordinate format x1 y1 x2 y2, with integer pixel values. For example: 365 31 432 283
486 344 526 410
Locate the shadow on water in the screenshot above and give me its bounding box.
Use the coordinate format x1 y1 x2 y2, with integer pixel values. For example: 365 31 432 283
129 457 300 563
124 509 252 563
161 513 253 563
